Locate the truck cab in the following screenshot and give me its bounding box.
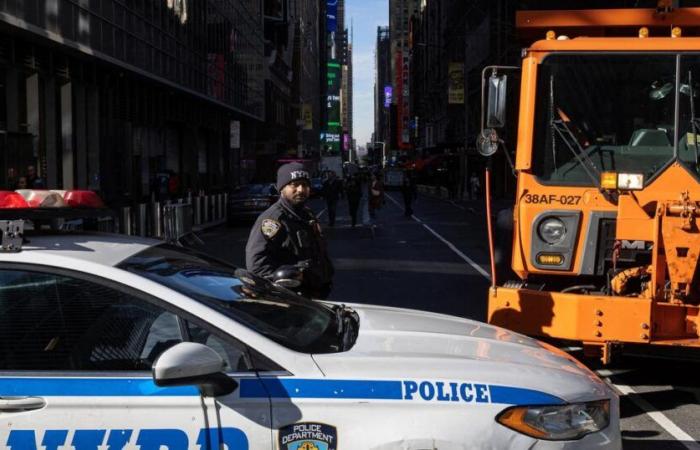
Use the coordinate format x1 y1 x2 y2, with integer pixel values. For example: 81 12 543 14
484 7 700 361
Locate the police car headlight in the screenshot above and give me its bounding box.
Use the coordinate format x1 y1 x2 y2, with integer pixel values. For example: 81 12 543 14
538 217 567 245
496 400 610 440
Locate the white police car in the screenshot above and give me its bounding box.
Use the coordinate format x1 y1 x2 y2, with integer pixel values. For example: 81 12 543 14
0 190 620 449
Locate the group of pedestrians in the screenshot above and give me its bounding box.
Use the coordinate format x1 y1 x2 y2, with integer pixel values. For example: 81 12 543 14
6 165 45 190
323 170 383 227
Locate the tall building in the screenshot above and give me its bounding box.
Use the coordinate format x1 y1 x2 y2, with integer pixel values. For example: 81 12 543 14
322 0 344 157
292 0 322 159
374 26 392 152
389 0 418 153
341 39 353 160
0 0 265 201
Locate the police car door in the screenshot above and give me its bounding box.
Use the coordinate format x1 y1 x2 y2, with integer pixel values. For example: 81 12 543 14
0 267 271 450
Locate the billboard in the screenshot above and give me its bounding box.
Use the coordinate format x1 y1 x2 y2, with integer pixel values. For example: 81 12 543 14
326 0 338 32
448 62 465 104
302 104 313 130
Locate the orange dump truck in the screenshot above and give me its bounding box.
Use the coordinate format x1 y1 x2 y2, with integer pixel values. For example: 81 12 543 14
481 5 700 362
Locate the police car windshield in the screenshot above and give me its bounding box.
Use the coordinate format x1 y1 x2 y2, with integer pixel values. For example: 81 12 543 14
118 244 340 353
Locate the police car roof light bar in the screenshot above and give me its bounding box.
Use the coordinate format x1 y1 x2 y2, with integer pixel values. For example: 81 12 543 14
0 190 113 221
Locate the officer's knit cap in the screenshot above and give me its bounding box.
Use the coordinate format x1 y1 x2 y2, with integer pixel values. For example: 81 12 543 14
276 162 310 191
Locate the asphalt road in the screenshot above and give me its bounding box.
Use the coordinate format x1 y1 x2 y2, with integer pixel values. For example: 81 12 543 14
197 189 700 449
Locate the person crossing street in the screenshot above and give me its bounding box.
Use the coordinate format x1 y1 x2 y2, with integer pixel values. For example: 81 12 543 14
322 171 343 227
345 174 363 227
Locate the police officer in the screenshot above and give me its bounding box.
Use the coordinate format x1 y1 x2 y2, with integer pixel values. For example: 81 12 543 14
245 163 334 298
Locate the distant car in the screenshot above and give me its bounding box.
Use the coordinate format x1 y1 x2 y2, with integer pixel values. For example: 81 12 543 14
384 168 405 190
310 177 324 198
227 183 278 225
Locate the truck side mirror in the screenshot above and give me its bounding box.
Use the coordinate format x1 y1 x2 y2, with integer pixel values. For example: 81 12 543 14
477 128 500 157
486 74 508 128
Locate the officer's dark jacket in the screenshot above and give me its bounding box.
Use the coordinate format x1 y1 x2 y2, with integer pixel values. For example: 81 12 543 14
245 197 334 295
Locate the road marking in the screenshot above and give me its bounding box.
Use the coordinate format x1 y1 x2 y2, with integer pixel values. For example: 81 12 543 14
611 382 700 449
449 200 467 211
595 368 633 377
385 194 491 280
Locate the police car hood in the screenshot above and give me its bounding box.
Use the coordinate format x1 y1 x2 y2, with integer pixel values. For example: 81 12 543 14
312 303 609 403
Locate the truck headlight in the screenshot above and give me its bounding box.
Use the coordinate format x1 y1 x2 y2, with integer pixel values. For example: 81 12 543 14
496 400 610 440
538 217 567 245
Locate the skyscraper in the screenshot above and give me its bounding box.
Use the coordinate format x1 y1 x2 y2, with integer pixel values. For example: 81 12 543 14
375 26 392 153
390 0 418 153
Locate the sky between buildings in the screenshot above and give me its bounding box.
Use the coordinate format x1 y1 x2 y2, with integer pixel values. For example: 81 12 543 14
347 0 388 148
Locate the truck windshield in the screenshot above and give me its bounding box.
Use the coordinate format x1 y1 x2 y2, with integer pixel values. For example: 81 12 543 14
679 55 700 176
118 244 341 353
533 54 677 185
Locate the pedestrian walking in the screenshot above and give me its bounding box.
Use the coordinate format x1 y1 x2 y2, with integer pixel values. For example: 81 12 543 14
322 171 342 227
401 170 417 217
469 172 481 200
26 165 45 189
368 173 384 219
345 174 363 227
245 162 334 299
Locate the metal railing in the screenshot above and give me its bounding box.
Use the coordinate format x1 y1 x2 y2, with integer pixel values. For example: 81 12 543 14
114 193 228 242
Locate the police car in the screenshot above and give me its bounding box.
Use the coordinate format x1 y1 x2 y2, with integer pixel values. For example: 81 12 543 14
0 190 620 449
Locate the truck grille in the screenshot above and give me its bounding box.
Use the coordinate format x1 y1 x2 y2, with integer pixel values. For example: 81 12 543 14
594 218 652 276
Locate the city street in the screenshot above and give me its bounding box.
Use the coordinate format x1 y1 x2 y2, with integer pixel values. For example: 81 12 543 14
199 191 700 450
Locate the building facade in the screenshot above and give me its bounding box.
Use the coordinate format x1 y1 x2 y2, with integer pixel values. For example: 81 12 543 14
389 0 417 154
374 26 391 153
341 39 353 159
0 0 265 202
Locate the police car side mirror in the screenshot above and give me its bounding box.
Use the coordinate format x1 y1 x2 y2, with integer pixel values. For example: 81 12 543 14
152 342 238 397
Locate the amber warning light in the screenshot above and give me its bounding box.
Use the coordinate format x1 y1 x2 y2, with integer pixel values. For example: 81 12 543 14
600 172 644 191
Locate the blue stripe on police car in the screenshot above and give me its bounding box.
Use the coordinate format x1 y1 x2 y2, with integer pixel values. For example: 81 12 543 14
239 378 563 405
0 377 563 405
5 428 248 450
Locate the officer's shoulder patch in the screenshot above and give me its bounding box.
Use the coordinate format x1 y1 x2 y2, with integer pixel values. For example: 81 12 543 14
261 219 281 239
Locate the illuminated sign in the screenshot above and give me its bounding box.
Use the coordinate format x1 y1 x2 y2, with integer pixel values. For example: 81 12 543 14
384 86 392 108
167 0 188 24
327 0 338 32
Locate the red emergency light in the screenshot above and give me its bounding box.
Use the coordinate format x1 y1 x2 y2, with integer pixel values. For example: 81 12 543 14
62 190 105 208
0 191 30 209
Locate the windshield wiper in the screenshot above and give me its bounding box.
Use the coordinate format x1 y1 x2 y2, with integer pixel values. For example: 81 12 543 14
334 304 359 351
551 119 602 186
